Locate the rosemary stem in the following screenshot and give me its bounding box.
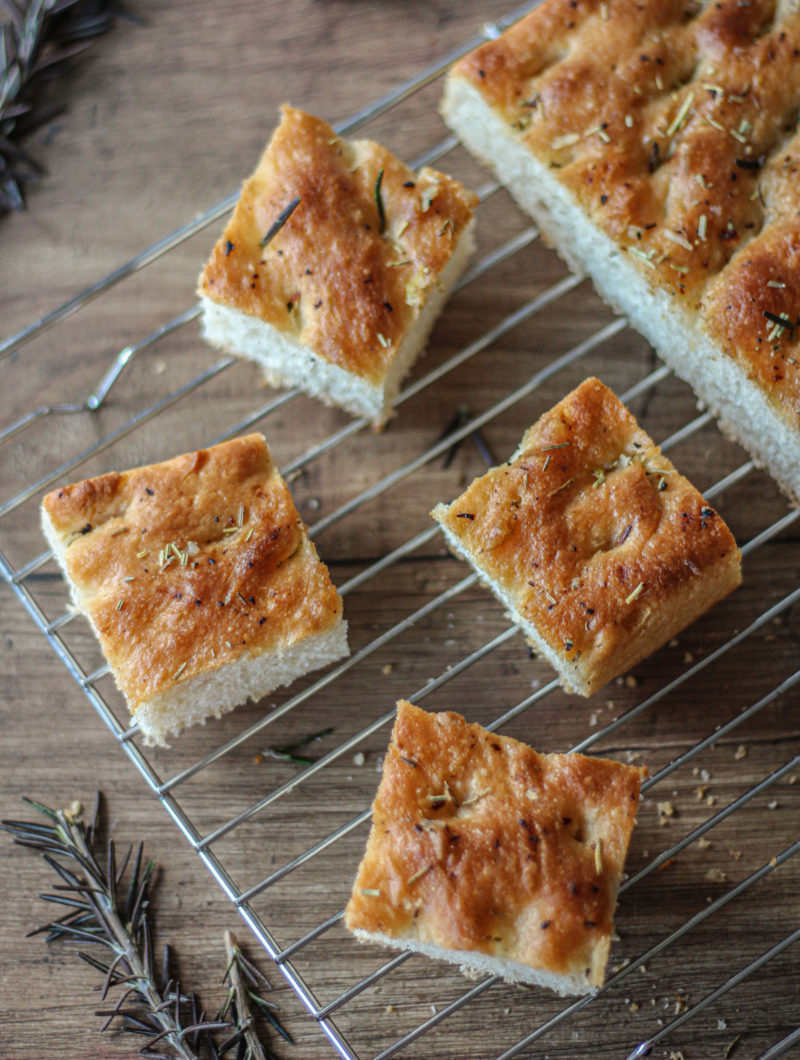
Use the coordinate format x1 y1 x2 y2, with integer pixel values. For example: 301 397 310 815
64 810 199 1060
224 929 269 1060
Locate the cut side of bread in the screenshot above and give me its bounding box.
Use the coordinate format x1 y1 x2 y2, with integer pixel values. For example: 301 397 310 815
198 105 478 428
441 0 800 502
431 378 742 696
40 433 348 745
345 700 645 995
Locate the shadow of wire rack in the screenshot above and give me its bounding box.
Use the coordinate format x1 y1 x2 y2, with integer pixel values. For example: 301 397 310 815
1 2 799 1057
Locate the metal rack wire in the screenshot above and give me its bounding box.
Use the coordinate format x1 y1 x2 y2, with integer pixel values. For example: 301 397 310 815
2 4 799 1057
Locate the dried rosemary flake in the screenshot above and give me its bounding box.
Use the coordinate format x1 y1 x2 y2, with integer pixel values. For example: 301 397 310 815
237 504 245 527
591 468 606 488
550 132 580 151
625 114 634 128
110 527 129 537
541 441 570 452
665 91 695 137
695 173 711 189
669 263 690 274
594 838 604 874
388 258 412 268
664 229 694 252
626 582 645 604
360 888 381 897
245 527 255 542
237 591 248 605
377 332 390 348
224 640 233 649
406 864 433 886
767 280 786 289
136 550 148 559
702 114 725 133
116 599 125 610
548 477 574 497
544 590 557 606
222 526 238 535
729 127 748 144
542 453 551 472
600 2 609 17
697 214 708 240
172 661 187 680
122 576 135 583
627 246 657 269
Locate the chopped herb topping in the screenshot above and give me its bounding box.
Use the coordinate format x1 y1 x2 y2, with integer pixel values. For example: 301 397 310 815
260 197 301 249
360 888 381 897
406 864 433 887
456 512 475 520
172 661 187 681
626 582 645 604
374 168 386 234
763 310 797 331
541 441 570 452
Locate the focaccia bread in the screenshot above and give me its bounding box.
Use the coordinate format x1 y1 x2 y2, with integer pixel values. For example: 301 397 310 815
40 434 348 745
431 378 742 696
345 700 645 995
198 105 478 428
442 0 800 501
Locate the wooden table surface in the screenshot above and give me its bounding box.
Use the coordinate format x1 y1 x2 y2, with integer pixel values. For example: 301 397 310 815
1 3 799 1059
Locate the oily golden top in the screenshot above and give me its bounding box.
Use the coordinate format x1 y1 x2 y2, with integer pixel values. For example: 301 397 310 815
41 434 343 709
345 700 644 985
199 105 477 386
452 0 800 421
432 379 740 683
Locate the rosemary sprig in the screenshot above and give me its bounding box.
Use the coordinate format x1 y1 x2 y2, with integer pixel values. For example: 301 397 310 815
217 930 293 1060
264 726 334 765
0 0 122 216
2 794 290 1058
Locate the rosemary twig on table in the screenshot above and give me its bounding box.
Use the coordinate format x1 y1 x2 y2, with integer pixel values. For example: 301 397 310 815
2 794 290 1058
0 0 123 216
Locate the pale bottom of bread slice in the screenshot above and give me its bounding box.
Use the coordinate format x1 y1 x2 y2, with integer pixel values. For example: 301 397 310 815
432 508 741 696
350 926 599 996
132 617 349 745
442 77 800 504
199 219 475 428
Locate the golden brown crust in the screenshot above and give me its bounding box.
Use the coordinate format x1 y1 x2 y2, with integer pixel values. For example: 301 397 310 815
41 434 343 714
345 700 644 988
198 105 477 386
432 378 741 694
450 0 800 426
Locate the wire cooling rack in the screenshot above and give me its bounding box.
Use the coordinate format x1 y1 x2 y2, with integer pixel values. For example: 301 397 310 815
2 4 799 1057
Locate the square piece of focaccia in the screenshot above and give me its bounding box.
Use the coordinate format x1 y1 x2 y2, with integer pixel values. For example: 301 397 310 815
442 0 800 501
198 105 478 428
431 378 741 696
345 700 645 995
40 434 348 745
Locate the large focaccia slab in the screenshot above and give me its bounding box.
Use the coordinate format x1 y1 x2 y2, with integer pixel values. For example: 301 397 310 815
442 0 800 501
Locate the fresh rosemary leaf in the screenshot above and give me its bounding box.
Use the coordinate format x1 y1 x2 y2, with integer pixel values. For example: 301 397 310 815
374 167 386 233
